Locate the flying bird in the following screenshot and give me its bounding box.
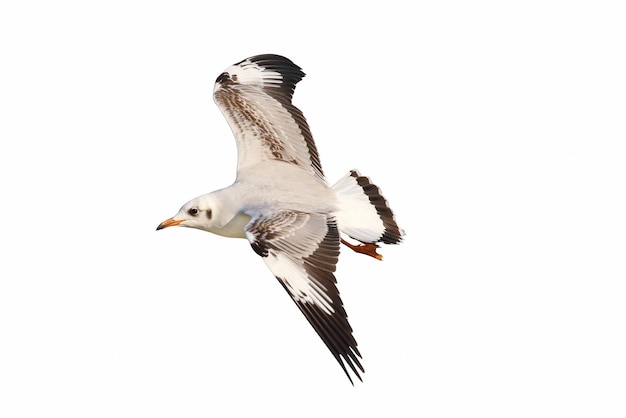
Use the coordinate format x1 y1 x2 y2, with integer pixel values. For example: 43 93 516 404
157 54 404 384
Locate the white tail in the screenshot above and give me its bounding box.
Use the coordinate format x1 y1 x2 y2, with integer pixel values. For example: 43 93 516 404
332 170 404 250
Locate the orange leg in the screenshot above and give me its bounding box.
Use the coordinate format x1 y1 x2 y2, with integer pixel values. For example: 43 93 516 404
341 239 383 260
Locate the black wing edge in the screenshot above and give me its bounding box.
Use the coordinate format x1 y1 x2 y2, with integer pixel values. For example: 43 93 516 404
245 54 324 178
241 54 305 101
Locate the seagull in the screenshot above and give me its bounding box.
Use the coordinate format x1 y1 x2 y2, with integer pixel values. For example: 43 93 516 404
157 54 404 384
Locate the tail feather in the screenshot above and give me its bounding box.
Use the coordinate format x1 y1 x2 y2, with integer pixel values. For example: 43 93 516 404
332 170 404 246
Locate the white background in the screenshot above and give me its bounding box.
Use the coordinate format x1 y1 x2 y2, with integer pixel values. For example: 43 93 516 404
1 1 625 417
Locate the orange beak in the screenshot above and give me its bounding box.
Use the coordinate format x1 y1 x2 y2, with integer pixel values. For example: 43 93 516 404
156 217 183 230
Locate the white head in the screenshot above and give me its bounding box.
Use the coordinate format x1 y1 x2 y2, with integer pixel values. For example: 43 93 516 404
157 191 250 238
156 193 220 233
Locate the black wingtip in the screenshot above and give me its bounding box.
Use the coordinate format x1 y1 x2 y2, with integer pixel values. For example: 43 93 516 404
338 354 364 385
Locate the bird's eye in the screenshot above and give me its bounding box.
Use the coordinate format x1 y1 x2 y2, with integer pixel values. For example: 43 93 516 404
188 207 199 216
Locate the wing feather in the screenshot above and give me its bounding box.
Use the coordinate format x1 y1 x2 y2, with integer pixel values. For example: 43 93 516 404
245 211 364 383
214 54 324 179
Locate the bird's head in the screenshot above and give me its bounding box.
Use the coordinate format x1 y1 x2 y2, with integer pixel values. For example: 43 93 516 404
156 194 218 233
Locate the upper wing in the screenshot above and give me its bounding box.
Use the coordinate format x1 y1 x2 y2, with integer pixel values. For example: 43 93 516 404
245 211 363 383
213 54 324 179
